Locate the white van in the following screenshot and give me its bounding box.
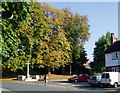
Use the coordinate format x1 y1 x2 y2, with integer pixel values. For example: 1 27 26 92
101 72 120 88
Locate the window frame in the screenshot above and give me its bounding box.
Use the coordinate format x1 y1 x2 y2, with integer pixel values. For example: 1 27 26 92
112 52 118 60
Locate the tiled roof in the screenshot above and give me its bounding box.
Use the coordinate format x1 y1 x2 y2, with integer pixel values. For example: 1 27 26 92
106 40 120 53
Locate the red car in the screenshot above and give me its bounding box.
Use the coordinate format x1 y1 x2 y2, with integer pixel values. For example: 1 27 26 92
68 74 91 82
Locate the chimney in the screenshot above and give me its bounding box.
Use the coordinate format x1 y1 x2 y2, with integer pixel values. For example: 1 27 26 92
111 33 116 44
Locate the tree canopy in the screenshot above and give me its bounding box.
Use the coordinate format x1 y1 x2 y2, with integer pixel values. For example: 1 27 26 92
91 32 111 73
62 8 90 60
1 1 90 74
1 1 33 72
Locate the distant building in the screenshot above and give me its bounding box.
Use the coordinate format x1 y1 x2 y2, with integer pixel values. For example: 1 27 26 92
105 33 120 72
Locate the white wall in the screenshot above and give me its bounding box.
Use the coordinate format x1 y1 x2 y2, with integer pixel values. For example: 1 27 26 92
105 51 120 67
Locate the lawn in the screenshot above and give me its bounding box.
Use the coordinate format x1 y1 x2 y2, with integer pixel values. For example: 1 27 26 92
1 74 73 81
39 74 73 80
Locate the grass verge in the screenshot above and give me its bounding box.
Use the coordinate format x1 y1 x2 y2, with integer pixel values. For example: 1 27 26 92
1 74 73 81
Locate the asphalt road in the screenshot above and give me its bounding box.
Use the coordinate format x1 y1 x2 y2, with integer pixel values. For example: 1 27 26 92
1 80 120 93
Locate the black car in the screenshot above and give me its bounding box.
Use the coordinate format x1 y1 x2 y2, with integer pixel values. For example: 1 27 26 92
88 76 101 86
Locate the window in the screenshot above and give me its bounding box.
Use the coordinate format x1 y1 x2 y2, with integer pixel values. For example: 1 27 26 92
106 73 109 78
112 67 119 72
115 53 118 59
101 73 109 78
101 74 105 78
112 68 115 72
116 67 119 72
112 52 118 60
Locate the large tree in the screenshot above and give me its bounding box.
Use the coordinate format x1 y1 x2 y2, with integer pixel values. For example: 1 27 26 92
1 1 33 73
73 47 88 74
91 32 111 73
62 8 90 74
1 2 90 75
35 3 72 73
17 2 72 74
62 8 90 62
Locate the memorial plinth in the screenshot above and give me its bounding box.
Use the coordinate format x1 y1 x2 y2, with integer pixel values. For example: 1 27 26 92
18 62 39 81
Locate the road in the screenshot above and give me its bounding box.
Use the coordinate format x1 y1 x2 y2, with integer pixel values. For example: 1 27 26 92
1 80 120 93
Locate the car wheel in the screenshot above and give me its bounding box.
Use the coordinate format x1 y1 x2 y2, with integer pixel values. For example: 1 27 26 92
100 84 104 88
75 80 78 82
84 79 87 82
87 79 90 82
68 80 72 83
100 84 102 88
97 83 101 87
114 83 118 88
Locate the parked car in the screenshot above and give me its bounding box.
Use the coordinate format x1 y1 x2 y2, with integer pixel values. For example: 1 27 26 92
101 72 120 88
68 74 91 82
88 75 101 86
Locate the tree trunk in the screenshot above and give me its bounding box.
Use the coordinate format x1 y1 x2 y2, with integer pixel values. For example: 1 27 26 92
61 67 65 74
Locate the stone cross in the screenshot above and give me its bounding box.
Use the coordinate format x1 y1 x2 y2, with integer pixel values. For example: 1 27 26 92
26 62 31 79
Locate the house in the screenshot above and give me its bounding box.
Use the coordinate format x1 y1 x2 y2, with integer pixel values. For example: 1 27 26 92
105 33 120 72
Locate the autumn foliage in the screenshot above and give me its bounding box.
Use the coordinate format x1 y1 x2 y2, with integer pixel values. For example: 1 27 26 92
1 2 90 74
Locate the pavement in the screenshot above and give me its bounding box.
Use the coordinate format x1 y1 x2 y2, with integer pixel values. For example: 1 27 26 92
1 79 120 92
1 79 89 92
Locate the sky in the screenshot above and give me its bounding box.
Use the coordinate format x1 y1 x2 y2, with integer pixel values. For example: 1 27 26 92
38 1 118 61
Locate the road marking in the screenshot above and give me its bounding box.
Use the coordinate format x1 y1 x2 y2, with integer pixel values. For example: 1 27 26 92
22 82 74 89
60 83 68 85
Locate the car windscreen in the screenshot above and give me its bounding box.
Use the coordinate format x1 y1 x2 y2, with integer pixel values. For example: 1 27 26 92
102 73 109 78
90 76 96 80
102 74 105 78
